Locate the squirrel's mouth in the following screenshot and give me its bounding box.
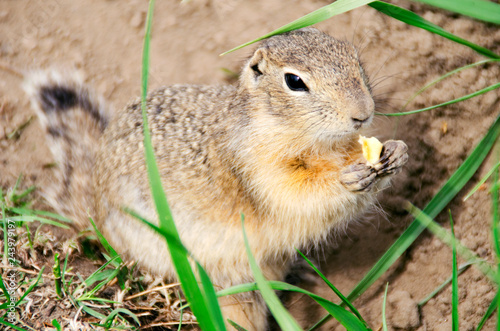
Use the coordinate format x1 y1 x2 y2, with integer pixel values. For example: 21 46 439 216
352 115 373 130
313 130 358 146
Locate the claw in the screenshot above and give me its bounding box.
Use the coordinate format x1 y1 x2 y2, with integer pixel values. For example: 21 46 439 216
341 139 408 192
376 140 408 177
340 163 377 192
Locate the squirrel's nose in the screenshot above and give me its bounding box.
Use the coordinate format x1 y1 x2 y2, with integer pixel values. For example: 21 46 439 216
350 93 374 129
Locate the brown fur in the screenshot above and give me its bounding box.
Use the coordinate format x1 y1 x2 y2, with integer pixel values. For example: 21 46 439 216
27 29 407 330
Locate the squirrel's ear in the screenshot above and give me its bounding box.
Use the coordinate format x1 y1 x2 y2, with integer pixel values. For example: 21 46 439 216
247 48 268 79
240 48 269 90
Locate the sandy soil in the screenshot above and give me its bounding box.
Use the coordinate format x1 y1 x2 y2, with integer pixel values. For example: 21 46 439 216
1 0 499 330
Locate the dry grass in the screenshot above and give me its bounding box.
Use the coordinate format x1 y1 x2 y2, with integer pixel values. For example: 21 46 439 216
0 185 197 330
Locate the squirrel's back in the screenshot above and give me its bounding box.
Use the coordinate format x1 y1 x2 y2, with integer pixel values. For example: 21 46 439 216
93 84 242 232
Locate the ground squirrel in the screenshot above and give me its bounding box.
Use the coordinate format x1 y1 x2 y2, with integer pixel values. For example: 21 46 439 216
26 28 408 330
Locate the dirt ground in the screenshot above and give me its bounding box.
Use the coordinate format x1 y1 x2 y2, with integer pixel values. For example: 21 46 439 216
1 0 499 330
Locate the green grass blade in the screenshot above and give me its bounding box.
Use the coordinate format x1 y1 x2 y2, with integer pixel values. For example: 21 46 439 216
80 297 121 305
141 0 187 284
52 319 62 331
177 306 184 331
81 257 120 288
53 253 62 298
10 176 22 196
135 217 227 329
5 216 70 229
241 216 302 331
382 283 388 331
381 82 500 116
0 319 26 331
228 319 248 331
370 2 499 59
492 149 500 259
464 161 500 201
413 0 500 25
408 204 498 283
346 113 500 299
9 184 35 204
219 280 370 331
492 180 500 194
126 213 189 255
296 249 366 325
15 267 44 307
88 217 122 265
222 1 499 59
102 308 140 327
0 273 10 303
403 60 500 111
24 224 32 248
215 282 255 297
9 208 73 223
476 291 499 330
139 1 224 329
61 252 69 289
450 212 459 331
221 0 375 55
78 303 107 320
418 262 472 306
196 261 227 329
141 0 173 239
491 147 500 327
410 203 500 330
2 200 7 266
80 270 120 300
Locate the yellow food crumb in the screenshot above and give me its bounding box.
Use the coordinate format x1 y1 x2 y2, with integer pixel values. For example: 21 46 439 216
441 121 448 134
359 135 383 164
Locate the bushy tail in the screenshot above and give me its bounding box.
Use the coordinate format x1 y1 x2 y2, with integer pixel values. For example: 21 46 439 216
24 71 111 229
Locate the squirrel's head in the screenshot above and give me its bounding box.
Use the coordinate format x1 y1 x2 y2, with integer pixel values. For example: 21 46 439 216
240 28 374 144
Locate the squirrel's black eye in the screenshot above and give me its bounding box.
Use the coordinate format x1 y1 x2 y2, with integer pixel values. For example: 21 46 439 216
285 73 308 92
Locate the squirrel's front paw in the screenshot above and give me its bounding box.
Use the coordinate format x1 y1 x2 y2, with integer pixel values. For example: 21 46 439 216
340 163 377 192
373 140 408 177
341 140 408 192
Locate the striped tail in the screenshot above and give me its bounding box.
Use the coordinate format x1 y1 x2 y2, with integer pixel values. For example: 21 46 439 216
24 71 111 229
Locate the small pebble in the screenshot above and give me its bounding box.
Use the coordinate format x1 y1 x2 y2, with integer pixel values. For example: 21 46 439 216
0 11 9 22
388 290 421 329
130 11 144 28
